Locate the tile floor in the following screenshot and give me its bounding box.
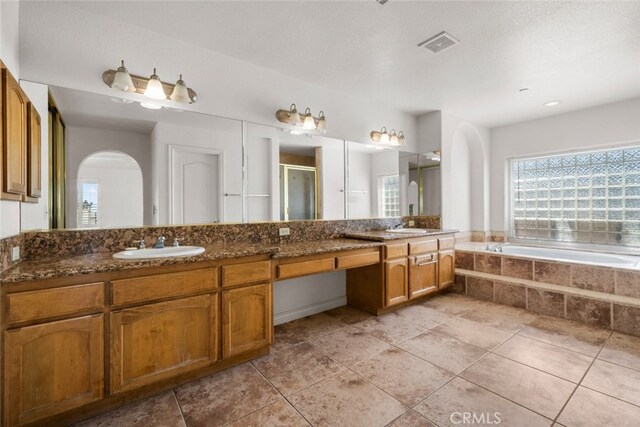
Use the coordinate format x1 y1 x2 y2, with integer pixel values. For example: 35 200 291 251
76 293 640 427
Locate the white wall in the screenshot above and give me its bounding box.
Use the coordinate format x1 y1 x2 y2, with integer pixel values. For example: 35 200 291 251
151 120 243 225
65 126 152 228
490 97 640 232
0 0 21 238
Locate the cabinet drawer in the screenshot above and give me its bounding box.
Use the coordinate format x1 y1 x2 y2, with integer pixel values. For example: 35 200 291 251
438 237 455 250
385 243 408 259
111 268 217 307
222 261 271 287
277 258 335 279
336 251 381 269
409 240 438 255
6 283 104 324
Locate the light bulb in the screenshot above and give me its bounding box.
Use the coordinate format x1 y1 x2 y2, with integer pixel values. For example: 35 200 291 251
144 68 166 100
289 104 301 125
170 74 191 104
112 60 135 93
302 108 316 130
316 111 326 133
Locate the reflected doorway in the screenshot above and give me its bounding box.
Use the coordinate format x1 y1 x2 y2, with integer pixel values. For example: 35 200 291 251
280 164 317 220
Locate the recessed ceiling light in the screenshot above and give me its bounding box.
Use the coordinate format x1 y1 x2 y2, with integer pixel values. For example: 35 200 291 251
140 102 162 110
544 100 562 107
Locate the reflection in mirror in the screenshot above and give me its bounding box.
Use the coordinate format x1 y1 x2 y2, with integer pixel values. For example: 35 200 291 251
245 123 345 222
345 142 400 219
50 86 243 229
399 152 441 216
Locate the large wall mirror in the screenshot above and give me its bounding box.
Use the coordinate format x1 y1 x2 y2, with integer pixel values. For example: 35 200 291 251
31 87 440 230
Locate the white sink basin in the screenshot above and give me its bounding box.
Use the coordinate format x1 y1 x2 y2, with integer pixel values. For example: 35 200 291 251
386 228 429 234
113 246 205 260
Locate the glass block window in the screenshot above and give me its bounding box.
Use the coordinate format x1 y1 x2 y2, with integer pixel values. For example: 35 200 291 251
380 175 400 217
79 182 99 227
511 145 640 247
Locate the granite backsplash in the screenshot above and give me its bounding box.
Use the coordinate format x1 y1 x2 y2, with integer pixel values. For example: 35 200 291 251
0 233 24 273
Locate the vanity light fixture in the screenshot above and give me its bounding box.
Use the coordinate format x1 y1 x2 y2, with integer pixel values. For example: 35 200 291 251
103 61 198 105
425 150 441 162
276 104 327 134
370 127 406 146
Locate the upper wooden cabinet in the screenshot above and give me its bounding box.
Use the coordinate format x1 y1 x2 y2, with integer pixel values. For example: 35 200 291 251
24 103 42 202
2 66 28 200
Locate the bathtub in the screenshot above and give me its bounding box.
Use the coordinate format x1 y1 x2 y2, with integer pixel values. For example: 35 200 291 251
495 244 640 270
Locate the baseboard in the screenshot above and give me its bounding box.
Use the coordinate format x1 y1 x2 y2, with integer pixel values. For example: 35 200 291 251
274 296 347 325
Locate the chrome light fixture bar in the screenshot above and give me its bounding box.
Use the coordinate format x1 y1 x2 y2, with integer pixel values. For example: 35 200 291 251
276 104 327 134
370 127 406 146
103 61 198 104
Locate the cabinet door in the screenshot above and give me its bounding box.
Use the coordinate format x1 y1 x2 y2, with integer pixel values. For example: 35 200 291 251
110 294 218 393
409 254 438 299
25 103 41 200
222 283 272 358
2 68 27 198
438 250 456 289
385 258 409 307
4 315 104 427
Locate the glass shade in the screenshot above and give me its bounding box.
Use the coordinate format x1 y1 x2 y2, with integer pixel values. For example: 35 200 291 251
144 69 166 100
289 105 301 125
379 131 390 145
302 114 316 130
170 75 191 104
316 112 326 133
112 61 135 93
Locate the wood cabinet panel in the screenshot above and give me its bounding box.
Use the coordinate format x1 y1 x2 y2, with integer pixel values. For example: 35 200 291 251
409 240 438 255
110 294 218 393
336 251 380 269
276 258 334 280
438 250 456 289
409 254 438 299
2 67 28 199
111 268 217 307
4 315 104 427
438 237 455 250
222 260 271 287
385 243 408 260
385 258 408 307
25 103 41 201
6 282 104 325
222 283 272 358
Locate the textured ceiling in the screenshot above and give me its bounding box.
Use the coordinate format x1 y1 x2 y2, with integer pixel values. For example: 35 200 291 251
31 1 640 127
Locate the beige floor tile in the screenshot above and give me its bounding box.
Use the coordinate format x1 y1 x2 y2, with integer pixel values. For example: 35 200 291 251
252 342 344 395
351 347 454 406
226 399 310 427
324 305 374 324
75 391 185 427
311 326 390 366
175 363 280 427
353 311 427 344
557 386 640 427
431 316 513 350
460 304 537 333
289 370 406 427
461 353 575 419
398 331 487 374
518 315 611 356
271 324 305 352
415 377 552 427
494 335 593 383
386 410 436 427
278 312 348 340
395 303 455 330
581 359 640 407
422 293 490 315
598 332 640 371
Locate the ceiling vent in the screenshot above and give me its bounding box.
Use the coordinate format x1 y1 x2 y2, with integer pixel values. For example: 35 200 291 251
418 31 459 54
376 0 391 5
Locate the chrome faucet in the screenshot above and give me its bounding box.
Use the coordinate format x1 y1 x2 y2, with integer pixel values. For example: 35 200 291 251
172 238 182 247
154 236 166 249
488 243 507 253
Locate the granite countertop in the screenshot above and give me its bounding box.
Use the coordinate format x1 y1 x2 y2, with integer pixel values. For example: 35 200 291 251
344 229 457 242
0 238 384 284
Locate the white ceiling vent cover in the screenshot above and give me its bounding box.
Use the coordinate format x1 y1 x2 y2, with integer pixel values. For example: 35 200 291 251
418 31 459 54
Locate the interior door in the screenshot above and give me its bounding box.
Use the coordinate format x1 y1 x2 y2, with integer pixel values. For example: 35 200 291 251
172 148 220 224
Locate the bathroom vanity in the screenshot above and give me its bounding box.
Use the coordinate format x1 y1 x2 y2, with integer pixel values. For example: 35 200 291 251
0 231 454 426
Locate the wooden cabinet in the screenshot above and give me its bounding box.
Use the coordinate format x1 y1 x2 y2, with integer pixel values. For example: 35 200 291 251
24 103 41 202
409 253 438 299
110 294 218 393
4 315 104 427
2 66 28 200
385 257 409 307
438 249 455 289
222 283 272 358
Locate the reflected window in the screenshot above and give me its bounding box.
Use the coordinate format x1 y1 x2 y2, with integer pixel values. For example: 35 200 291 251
380 174 400 217
80 182 99 227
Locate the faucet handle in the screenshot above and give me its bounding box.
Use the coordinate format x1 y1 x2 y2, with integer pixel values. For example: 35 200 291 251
134 238 146 249
172 238 183 247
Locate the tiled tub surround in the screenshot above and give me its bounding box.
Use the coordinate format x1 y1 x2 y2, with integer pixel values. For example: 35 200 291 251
454 242 640 337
